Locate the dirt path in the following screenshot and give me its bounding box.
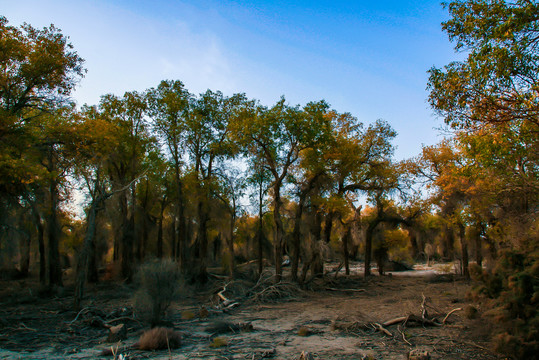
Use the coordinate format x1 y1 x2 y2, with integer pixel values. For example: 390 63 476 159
0 270 502 359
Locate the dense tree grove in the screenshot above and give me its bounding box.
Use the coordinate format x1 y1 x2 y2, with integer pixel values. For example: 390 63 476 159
0 1 537 357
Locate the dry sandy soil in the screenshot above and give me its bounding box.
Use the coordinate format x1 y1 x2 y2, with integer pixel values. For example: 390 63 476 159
0 264 504 360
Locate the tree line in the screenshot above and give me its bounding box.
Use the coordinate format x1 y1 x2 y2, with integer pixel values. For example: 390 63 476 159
0 1 538 356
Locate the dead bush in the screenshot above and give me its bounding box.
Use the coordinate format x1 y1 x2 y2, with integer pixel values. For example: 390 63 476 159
133 259 182 326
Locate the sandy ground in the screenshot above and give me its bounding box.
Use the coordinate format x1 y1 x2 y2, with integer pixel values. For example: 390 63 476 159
0 264 502 360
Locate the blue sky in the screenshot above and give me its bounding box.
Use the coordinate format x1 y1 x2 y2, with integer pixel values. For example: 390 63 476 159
3 0 459 159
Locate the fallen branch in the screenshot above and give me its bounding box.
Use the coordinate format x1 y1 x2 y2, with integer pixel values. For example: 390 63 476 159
217 282 239 308
325 287 366 293
382 316 409 327
405 314 442 327
18 322 37 332
106 316 142 326
68 307 90 324
372 322 392 337
382 314 442 327
442 308 462 324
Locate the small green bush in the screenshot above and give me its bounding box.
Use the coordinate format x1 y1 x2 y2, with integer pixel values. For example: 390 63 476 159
133 259 182 326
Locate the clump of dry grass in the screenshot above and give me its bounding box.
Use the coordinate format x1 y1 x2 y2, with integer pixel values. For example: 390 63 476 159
138 327 182 350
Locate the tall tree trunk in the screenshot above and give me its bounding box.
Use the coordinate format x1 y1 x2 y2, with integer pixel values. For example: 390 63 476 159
87 231 98 283
291 196 306 283
173 155 188 270
171 216 177 259
408 228 419 259
74 200 99 311
273 185 284 283
37 217 46 284
120 188 135 282
310 209 324 278
257 180 264 276
458 223 469 279
157 213 164 259
157 195 167 259
30 203 46 284
195 196 209 283
474 224 482 267
364 220 380 278
227 214 235 276
343 226 351 275
19 232 31 277
323 211 334 244
442 223 455 260
141 215 148 260
48 176 62 287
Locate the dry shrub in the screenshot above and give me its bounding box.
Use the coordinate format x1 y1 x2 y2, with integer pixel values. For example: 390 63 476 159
297 326 310 336
464 305 479 319
246 270 304 303
138 327 181 350
181 310 195 320
133 259 182 326
470 248 539 359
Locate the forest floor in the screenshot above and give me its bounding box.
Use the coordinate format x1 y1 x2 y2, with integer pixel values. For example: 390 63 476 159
0 263 504 360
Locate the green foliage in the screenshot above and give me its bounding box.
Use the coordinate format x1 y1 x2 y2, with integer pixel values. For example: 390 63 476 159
0 16 85 194
133 259 182 326
428 0 539 129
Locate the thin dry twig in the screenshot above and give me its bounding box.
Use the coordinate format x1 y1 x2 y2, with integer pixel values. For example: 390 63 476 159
398 325 413 346
442 308 463 324
68 307 90 324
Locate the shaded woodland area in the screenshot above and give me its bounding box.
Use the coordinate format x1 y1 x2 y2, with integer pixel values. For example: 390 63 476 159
0 1 537 358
